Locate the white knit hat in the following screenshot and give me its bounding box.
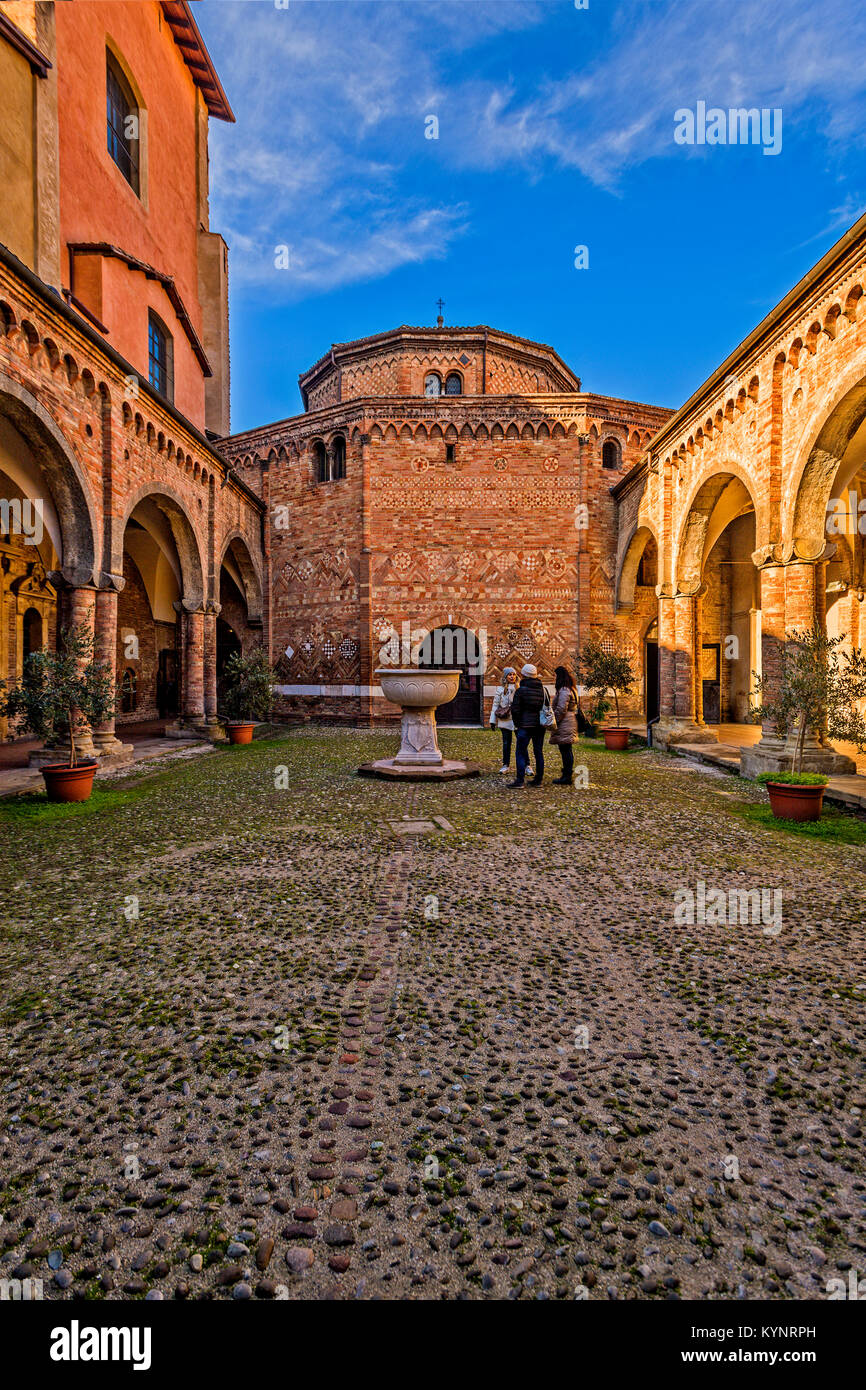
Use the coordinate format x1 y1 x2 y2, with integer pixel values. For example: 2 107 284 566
521 663 537 677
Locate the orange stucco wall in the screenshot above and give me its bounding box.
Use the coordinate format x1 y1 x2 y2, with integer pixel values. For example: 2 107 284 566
55 0 206 427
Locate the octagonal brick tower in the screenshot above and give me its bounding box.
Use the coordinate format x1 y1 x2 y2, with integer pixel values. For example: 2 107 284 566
223 322 671 725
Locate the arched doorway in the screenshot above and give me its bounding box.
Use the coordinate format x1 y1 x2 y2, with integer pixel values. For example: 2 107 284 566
677 472 760 726
616 525 660 725
216 614 242 706
417 626 483 724
644 619 659 721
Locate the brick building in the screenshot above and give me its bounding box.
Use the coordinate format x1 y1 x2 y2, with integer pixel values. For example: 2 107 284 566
0 1 264 758
613 209 866 775
223 323 671 725
3 3 866 778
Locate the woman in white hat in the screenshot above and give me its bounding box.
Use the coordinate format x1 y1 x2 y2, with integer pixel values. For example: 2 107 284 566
489 666 518 774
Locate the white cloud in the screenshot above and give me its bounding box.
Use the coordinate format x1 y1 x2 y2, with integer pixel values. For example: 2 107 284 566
200 0 866 296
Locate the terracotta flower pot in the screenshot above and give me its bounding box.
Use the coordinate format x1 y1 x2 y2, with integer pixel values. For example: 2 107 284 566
40 759 98 803
602 728 630 751
765 781 826 822
227 722 256 745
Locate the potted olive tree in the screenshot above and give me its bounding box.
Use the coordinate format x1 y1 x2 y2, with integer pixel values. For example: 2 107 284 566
221 646 276 744
0 624 116 802
750 625 866 821
579 636 635 750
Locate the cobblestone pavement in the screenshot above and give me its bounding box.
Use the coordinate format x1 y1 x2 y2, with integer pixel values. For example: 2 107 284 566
1 730 864 1300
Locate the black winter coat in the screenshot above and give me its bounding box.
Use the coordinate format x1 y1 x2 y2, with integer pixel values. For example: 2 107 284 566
510 676 545 729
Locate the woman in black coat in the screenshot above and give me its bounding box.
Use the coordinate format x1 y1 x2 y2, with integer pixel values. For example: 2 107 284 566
507 663 547 788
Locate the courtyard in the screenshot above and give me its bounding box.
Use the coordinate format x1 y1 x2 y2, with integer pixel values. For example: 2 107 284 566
1 730 864 1302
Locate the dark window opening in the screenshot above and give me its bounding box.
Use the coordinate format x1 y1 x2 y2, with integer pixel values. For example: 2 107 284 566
148 311 173 401
445 442 455 465
331 436 346 480
445 372 462 396
312 440 328 483
602 438 621 469
121 668 138 714
107 52 140 194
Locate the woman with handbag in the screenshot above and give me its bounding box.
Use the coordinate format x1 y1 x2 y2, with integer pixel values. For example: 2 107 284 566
508 663 547 788
550 666 578 785
489 666 518 773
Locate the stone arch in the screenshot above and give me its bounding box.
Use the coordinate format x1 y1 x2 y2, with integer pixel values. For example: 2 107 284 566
675 465 763 590
220 531 264 623
0 369 98 585
116 484 205 608
788 355 866 553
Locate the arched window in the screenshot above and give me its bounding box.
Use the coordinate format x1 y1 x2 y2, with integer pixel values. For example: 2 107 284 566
424 372 442 397
331 435 346 480
23 608 42 660
602 438 621 470
312 440 328 483
121 668 138 714
148 311 173 401
445 372 462 396
106 51 140 194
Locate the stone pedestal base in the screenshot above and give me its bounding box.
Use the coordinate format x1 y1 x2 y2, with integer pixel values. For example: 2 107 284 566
741 743 855 779
393 706 444 765
358 759 481 781
652 718 719 752
165 719 226 743
28 741 134 769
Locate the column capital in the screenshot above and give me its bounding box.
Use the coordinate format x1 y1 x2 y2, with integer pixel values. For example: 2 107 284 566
656 579 706 600
173 599 207 616
98 571 126 593
751 539 836 569
46 569 99 593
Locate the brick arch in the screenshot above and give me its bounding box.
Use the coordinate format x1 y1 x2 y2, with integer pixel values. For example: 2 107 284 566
616 522 659 609
220 531 264 623
116 483 205 609
787 355 866 555
675 464 763 589
0 368 98 585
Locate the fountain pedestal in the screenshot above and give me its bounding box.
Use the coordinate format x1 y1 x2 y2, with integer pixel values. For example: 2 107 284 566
358 669 481 781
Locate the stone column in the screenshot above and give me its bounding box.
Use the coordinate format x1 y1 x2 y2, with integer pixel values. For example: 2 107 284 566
91 583 133 762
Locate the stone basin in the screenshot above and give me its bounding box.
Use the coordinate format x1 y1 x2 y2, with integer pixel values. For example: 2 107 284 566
357 668 480 780
376 668 460 764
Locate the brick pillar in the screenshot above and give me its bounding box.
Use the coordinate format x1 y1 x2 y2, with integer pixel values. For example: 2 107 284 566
182 607 205 723
785 560 817 630
742 558 855 776
31 585 98 764
785 560 826 759
654 587 716 747
91 586 129 758
657 592 676 717
203 605 220 722
358 429 375 726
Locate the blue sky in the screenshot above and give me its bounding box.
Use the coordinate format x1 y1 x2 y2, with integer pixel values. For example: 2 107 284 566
196 0 866 434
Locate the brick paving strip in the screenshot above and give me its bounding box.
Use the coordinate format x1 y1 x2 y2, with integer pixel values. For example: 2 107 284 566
290 787 418 1282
